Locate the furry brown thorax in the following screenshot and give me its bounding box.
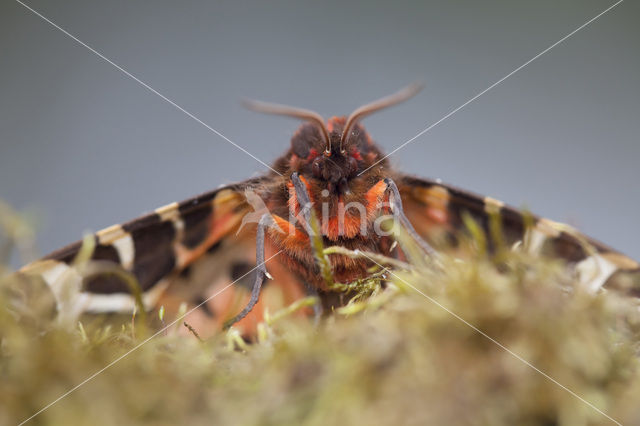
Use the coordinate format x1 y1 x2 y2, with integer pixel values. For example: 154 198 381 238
264 118 395 290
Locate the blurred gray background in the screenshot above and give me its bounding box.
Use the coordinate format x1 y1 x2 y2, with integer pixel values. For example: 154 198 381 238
1 0 638 261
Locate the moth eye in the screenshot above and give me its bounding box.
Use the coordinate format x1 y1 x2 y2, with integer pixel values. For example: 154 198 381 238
312 158 322 178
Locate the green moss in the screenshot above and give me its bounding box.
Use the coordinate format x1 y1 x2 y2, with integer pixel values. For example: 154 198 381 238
1 204 639 426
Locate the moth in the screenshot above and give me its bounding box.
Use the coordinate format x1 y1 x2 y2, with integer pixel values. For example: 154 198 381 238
17 84 640 337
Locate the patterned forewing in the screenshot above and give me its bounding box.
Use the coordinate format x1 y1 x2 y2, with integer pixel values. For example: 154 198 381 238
397 174 640 296
17 178 308 336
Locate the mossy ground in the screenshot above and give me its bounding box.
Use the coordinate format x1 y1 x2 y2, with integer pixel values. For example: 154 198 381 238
1 203 639 426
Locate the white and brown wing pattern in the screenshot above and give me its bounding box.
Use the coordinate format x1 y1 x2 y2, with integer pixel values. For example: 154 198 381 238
17 178 268 323
398 174 640 297
16 171 639 335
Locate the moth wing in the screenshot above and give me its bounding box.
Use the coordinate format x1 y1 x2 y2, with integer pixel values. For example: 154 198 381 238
396 173 640 296
18 177 307 337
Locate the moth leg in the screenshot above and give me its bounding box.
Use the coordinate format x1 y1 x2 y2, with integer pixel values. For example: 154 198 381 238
223 213 271 329
291 172 327 317
291 172 313 233
384 178 436 257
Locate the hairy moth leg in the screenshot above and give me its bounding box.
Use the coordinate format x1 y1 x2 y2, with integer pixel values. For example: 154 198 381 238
290 172 328 307
223 213 271 328
290 172 313 232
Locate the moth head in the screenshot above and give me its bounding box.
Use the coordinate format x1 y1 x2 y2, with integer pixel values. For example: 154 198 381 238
245 83 423 194
286 118 376 195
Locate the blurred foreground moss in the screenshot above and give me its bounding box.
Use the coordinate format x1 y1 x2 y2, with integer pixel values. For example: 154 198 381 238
1 206 640 425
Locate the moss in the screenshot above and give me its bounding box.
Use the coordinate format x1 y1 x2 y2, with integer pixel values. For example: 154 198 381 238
1 204 639 426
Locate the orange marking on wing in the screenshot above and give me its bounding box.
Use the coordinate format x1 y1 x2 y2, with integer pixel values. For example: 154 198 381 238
177 200 248 268
426 207 448 224
409 185 450 225
176 213 234 266
401 184 454 244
